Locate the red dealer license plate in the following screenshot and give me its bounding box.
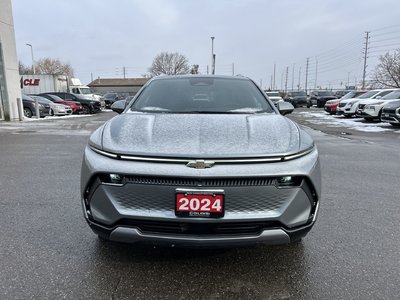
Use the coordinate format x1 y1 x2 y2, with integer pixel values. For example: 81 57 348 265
175 189 225 218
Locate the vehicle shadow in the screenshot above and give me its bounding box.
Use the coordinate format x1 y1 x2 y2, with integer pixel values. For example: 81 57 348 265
89 239 310 299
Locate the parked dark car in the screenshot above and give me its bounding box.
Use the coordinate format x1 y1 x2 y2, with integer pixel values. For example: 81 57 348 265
310 90 336 108
285 91 310 108
381 100 400 127
102 93 120 108
46 92 101 114
38 93 83 114
22 94 51 118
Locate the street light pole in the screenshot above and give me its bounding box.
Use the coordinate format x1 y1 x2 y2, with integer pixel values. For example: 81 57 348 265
211 37 215 75
26 43 36 74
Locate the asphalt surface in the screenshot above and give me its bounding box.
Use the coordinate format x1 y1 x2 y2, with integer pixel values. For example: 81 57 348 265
0 110 399 299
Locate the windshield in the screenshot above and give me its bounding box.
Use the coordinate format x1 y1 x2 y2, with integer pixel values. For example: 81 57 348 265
265 91 280 97
131 77 274 114
318 91 334 96
290 91 306 97
48 95 64 101
381 90 400 100
356 90 380 99
80 88 92 94
341 91 357 100
104 93 117 99
31 96 52 104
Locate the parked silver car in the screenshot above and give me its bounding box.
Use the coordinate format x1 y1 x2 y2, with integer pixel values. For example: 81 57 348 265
31 95 72 116
81 75 321 247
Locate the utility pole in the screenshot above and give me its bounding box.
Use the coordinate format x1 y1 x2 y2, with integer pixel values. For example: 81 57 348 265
91 72 93 82
305 57 309 94
232 63 234 76
284 66 289 93
347 72 350 88
273 63 276 90
270 75 273 90
298 67 301 90
260 79 263 89
26 43 35 74
291 63 295 91
361 31 370 89
314 59 318 90
211 37 215 75
123 66 126 79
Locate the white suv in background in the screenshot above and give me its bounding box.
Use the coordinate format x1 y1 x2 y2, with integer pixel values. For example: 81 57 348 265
358 90 400 120
337 89 394 117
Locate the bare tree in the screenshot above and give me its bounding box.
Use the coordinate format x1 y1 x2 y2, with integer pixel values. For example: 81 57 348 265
372 49 400 88
190 64 199 74
19 61 33 74
35 58 74 77
149 52 191 76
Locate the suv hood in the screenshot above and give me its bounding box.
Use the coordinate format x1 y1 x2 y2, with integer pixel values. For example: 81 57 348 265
91 113 313 158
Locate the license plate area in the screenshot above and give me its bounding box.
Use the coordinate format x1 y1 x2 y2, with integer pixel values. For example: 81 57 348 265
175 189 225 218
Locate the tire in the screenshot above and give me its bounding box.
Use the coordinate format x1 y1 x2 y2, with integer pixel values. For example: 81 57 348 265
23 107 33 118
50 109 54 116
82 105 90 114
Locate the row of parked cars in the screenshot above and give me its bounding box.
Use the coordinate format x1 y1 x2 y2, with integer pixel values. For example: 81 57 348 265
22 92 104 118
266 90 342 108
324 88 400 127
22 92 135 118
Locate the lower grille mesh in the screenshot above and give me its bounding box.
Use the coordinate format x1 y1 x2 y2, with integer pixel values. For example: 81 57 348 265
118 219 282 235
123 176 275 187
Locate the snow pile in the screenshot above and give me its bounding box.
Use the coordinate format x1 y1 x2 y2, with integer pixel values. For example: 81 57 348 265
297 112 393 132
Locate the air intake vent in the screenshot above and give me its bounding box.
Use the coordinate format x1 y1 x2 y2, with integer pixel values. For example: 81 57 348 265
123 176 275 187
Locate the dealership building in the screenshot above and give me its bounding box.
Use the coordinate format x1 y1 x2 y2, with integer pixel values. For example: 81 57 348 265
0 0 21 121
87 78 149 96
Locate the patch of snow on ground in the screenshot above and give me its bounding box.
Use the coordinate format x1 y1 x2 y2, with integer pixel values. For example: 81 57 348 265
23 114 94 122
297 112 392 132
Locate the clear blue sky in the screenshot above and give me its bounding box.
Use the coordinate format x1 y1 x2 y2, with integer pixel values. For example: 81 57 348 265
12 0 400 89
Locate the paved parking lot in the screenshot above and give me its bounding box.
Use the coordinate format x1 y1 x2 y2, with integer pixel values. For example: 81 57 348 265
0 111 399 299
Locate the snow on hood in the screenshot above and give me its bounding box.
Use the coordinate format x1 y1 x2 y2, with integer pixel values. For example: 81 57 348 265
91 112 313 158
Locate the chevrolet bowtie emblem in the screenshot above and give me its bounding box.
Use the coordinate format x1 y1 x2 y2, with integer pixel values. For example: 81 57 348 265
186 160 215 169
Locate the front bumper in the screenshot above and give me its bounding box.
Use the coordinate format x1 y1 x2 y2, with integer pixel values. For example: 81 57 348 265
324 105 337 113
381 112 400 123
81 146 321 246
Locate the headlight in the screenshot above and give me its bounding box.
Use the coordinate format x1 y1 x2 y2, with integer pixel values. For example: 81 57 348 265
56 105 65 109
365 105 375 110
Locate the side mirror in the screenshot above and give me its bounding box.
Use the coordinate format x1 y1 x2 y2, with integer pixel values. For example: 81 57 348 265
111 100 126 114
277 101 294 115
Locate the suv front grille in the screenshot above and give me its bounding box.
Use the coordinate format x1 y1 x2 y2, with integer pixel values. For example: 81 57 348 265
123 176 275 187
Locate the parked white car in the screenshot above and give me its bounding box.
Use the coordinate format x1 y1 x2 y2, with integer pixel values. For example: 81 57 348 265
358 90 400 121
264 91 283 103
337 89 395 117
